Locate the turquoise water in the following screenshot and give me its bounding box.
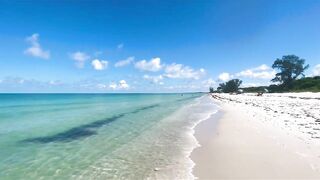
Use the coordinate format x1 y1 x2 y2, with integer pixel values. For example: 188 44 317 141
0 93 218 179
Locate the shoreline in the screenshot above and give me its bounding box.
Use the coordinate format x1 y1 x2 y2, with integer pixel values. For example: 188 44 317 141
186 95 220 180
191 93 320 179
190 105 223 179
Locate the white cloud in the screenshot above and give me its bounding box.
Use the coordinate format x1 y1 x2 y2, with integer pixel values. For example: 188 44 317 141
313 64 320 76
236 64 275 79
97 83 107 89
236 70 275 79
241 82 271 88
109 82 117 90
241 83 262 87
69 52 90 68
0 77 42 86
49 80 63 86
218 72 231 82
143 75 164 84
253 64 270 71
135 57 163 72
202 78 216 87
164 63 205 79
217 64 275 83
24 33 50 59
114 56 135 67
134 58 205 80
109 80 130 90
91 59 108 70
119 80 129 89
117 43 124 49
163 84 202 91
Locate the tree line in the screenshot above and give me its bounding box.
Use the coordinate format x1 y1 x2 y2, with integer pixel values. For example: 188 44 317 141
210 55 320 93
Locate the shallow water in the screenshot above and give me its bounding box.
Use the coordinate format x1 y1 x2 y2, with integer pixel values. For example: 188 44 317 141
0 93 218 179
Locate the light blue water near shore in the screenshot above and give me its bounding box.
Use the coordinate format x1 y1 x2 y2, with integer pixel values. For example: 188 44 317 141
0 93 218 179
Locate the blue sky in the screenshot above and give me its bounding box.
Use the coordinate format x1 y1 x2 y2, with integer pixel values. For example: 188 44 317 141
0 0 320 92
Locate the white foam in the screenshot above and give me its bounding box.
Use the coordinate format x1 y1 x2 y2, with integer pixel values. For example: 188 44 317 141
182 95 220 180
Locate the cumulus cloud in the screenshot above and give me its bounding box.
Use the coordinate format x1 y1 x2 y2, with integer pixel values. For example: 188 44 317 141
114 56 135 67
143 75 164 84
134 58 205 81
202 78 216 87
218 64 275 82
119 80 129 89
24 33 50 59
164 63 205 79
254 64 270 71
313 64 320 76
91 59 108 70
135 57 163 72
108 83 117 90
69 52 90 68
236 64 275 79
109 80 130 90
218 72 231 82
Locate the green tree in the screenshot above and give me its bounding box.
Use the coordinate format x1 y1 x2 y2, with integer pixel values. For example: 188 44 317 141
209 87 214 93
218 79 242 93
271 55 309 87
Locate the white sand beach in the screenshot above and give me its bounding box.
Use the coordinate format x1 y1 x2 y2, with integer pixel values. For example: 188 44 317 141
191 93 320 179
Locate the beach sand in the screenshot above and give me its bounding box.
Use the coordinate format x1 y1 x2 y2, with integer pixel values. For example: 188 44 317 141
191 93 320 179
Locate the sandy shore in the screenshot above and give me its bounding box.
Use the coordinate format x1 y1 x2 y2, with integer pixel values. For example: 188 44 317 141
191 93 320 179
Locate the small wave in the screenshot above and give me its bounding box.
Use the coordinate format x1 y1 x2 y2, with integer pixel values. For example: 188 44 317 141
174 95 220 180
188 110 219 178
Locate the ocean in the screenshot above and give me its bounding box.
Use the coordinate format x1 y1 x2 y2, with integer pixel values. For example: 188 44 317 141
0 93 218 179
